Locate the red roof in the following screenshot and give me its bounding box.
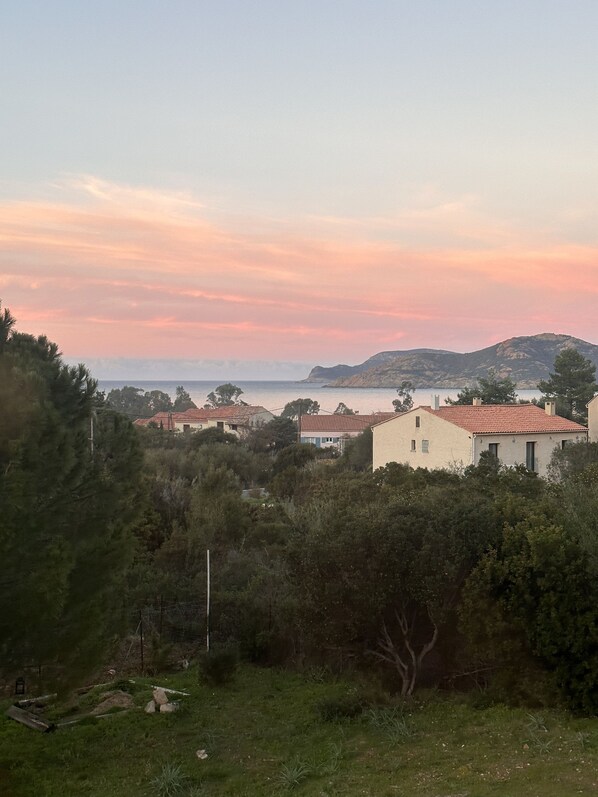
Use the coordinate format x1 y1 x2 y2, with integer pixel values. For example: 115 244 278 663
134 412 178 430
135 405 273 428
300 413 395 433
420 404 586 434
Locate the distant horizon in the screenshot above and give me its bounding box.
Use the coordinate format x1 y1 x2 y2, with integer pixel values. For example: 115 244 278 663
67 330 595 381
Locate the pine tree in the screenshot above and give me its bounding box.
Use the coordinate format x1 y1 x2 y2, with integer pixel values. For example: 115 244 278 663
538 348 598 421
0 305 142 687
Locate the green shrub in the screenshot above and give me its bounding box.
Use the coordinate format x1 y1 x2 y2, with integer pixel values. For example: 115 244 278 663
315 694 364 722
198 647 238 686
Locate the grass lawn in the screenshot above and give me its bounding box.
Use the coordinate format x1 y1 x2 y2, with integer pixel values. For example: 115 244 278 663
1 665 597 796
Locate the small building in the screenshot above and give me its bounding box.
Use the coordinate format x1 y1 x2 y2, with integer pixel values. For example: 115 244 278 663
588 395 598 442
300 413 395 452
135 405 274 437
372 398 588 478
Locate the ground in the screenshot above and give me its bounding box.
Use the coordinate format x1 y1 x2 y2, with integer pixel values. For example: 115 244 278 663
1 666 597 796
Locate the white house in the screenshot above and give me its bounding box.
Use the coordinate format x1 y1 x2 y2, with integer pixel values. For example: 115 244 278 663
372 398 588 477
587 394 598 442
300 413 395 452
135 405 274 437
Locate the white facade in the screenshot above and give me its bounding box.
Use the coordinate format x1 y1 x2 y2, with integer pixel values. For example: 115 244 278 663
588 395 598 443
373 404 588 478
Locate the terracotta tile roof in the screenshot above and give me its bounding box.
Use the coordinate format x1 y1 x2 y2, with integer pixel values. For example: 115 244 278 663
420 404 587 434
134 412 178 430
135 405 273 429
181 405 272 423
300 413 395 433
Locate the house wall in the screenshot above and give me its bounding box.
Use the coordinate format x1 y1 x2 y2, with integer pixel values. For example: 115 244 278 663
473 431 586 477
372 410 471 471
588 395 598 443
373 409 588 476
300 430 359 449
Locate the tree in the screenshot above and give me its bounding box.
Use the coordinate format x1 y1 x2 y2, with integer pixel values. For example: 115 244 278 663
461 518 598 713
281 398 320 420
0 305 142 687
106 386 173 417
446 369 517 405
392 381 415 413
538 348 597 421
145 389 175 414
339 427 373 471
246 416 298 453
293 482 500 695
173 385 197 411
334 402 355 415
205 383 245 408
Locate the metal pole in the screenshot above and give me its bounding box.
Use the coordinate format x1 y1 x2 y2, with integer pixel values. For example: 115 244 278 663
206 549 211 652
90 413 94 457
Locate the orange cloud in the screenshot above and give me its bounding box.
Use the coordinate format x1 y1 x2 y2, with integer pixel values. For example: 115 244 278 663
2 177 598 362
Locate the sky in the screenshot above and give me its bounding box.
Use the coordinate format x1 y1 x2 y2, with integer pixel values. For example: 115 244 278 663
2 0 598 378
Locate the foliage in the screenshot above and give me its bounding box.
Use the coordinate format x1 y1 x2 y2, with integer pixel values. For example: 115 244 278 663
281 397 320 419
198 647 239 686
173 385 197 411
189 427 239 447
538 347 597 421
291 478 502 695
205 383 245 408
315 694 364 722
338 427 373 471
461 518 598 713
548 441 598 482
150 762 187 796
446 369 517 405
334 402 355 415
245 416 297 453
0 304 142 687
392 380 415 412
106 385 174 417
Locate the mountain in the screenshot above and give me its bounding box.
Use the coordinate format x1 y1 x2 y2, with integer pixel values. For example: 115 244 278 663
305 334 598 389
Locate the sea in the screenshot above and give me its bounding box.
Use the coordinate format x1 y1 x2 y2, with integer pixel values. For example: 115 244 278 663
98 380 542 416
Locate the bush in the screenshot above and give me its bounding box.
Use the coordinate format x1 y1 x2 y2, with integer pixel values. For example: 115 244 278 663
198 647 239 686
315 693 364 722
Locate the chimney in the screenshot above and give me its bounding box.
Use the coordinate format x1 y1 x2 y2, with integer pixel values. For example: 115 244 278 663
431 395 440 410
472 397 482 406
545 401 556 416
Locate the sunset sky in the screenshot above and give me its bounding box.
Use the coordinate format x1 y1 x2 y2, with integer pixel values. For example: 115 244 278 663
2 1 598 378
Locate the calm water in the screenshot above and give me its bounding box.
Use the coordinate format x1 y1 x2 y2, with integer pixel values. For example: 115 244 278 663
98 380 542 416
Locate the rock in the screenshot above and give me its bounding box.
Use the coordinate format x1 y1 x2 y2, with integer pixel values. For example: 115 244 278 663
196 749 208 760
91 690 134 715
152 688 169 706
144 700 156 714
159 702 177 713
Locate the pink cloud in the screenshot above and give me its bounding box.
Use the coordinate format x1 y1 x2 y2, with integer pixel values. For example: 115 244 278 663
2 177 598 362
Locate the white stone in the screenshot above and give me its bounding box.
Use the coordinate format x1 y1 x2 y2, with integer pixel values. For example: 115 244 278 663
159 702 177 713
144 700 156 714
152 688 169 705
196 749 208 760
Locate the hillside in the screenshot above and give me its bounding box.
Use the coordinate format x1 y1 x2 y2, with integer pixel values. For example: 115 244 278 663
305 333 598 388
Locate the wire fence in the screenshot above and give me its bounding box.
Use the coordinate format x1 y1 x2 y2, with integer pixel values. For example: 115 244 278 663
116 601 207 675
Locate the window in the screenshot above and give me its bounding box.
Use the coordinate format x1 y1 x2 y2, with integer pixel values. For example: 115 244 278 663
561 439 572 449
422 439 429 453
526 441 536 471
488 443 499 458
410 439 416 451
183 423 190 433
217 421 224 429
415 416 421 428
